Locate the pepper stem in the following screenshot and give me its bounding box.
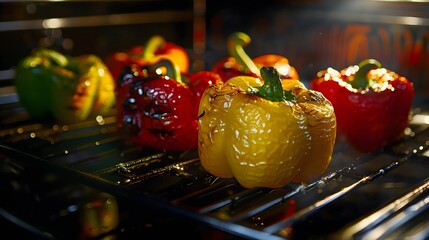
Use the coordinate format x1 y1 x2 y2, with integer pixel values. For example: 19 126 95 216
148 59 182 83
351 59 382 89
34 48 68 67
228 32 260 76
253 66 296 102
142 35 166 60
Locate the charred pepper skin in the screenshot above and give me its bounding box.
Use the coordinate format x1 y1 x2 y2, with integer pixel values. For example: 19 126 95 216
198 67 336 189
310 59 414 152
212 32 299 81
106 35 190 82
126 74 198 151
117 60 222 151
15 48 115 123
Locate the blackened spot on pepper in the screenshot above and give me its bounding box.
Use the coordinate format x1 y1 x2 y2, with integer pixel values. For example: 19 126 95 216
124 97 137 110
149 129 174 137
118 65 137 86
123 116 139 134
198 110 205 119
143 102 170 120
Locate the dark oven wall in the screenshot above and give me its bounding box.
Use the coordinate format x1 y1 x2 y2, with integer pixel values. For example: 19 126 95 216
2 0 429 104
1 1 429 239
0 0 197 104
204 0 429 100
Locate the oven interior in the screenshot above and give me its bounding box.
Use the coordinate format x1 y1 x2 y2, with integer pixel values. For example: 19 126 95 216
1 1 429 239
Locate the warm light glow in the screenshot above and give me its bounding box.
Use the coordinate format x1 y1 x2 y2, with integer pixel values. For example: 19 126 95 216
372 0 429 2
42 18 64 29
410 114 429 125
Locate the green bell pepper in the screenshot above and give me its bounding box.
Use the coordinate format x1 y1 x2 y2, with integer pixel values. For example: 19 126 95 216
15 48 116 123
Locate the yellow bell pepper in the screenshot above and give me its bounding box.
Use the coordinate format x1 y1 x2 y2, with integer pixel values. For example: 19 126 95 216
198 66 337 189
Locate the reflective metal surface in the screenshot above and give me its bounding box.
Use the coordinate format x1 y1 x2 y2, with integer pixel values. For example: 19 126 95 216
1 98 428 239
1 1 429 239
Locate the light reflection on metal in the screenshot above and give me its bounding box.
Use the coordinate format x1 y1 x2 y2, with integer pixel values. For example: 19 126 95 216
0 86 18 105
333 179 429 239
42 18 64 29
0 69 15 80
263 179 365 234
372 0 429 2
0 10 193 31
361 194 429 239
410 114 429 125
297 10 429 27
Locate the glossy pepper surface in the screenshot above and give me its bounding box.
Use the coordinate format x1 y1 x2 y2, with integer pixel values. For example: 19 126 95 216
117 59 222 151
15 48 115 123
106 35 190 82
212 32 299 81
79 192 118 239
310 59 414 152
198 66 336 189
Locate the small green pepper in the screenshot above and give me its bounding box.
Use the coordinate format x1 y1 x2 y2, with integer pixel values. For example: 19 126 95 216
15 48 116 123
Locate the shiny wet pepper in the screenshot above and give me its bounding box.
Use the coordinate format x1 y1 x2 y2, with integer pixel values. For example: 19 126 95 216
15 48 115 123
310 59 414 152
198 66 336 189
117 59 222 151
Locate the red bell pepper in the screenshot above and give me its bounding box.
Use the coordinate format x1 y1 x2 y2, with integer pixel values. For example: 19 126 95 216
106 35 190 83
116 59 222 151
186 71 223 103
212 32 299 81
310 59 414 152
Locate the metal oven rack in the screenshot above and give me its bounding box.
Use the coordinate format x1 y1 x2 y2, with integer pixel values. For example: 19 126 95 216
0 99 428 240
1 1 429 239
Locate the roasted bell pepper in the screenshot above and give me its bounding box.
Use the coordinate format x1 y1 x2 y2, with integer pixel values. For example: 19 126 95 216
117 59 222 151
198 66 336 188
79 192 118 239
106 35 190 82
186 70 223 103
15 48 115 123
310 59 414 152
212 32 299 81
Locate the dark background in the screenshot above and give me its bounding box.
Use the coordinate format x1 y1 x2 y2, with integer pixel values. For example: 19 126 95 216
1 0 429 93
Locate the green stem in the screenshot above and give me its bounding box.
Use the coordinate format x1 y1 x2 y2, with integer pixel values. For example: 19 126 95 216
142 35 165 59
34 48 68 67
351 59 382 89
148 59 182 83
228 32 260 76
254 66 296 102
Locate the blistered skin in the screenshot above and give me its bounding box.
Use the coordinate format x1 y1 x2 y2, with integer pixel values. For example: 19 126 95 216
124 76 198 151
198 83 235 178
293 90 337 182
51 55 116 123
117 63 223 152
224 94 307 188
311 65 414 152
198 76 337 189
